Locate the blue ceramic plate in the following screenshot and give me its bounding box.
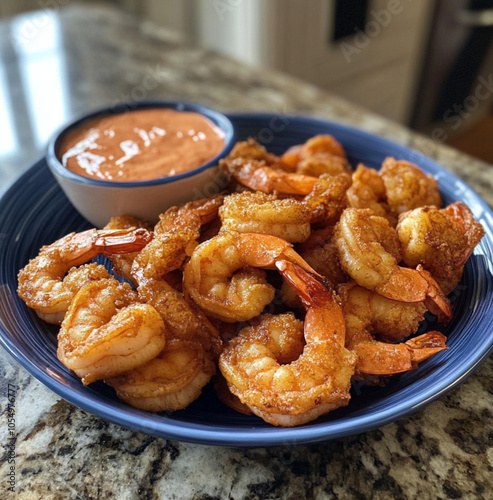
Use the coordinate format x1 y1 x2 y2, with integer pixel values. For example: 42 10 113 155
1 114 492 447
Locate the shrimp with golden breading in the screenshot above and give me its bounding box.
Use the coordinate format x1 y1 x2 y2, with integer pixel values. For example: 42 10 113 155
114 275 219 412
183 231 322 323
219 191 312 243
116 202 223 412
397 202 485 294
296 155 350 178
297 134 347 159
221 135 350 195
340 282 447 379
131 196 223 290
347 164 397 226
57 278 166 385
219 259 356 426
17 227 152 324
380 157 442 215
105 337 216 411
281 134 348 173
226 138 289 169
219 262 356 427
132 209 222 354
334 208 452 322
300 234 348 287
304 172 351 224
156 195 223 236
339 281 426 343
108 292 218 412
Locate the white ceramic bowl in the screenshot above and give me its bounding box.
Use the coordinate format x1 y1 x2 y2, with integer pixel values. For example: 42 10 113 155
46 101 235 228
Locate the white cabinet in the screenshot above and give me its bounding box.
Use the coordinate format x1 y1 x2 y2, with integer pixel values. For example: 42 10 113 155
276 0 433 123
141 0 433 124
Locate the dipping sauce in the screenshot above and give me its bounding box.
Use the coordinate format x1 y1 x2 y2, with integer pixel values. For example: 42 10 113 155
58 109 226 182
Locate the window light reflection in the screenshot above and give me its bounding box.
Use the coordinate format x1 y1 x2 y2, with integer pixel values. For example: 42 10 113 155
0 64 17 156
11 11 69 148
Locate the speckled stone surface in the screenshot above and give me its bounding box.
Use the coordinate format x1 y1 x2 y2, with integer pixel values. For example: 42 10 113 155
0 4 492 499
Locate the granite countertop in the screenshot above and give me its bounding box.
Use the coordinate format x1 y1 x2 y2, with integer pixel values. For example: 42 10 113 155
0 4 492 499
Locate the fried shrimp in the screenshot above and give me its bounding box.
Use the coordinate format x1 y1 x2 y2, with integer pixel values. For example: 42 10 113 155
105 338 216 411
222 135 350 196
297 134 347 159
104 215 152 283
297 155 350 177
334 208 452 322
380 157 441 214
156 195 223 236
108 234 221 413
347 164 396 225
281 134 347 169
397 202 485 294
137 278 221 353
304 172 351 224
339 282 427 344
132 219 222 356
17 227 152 324
131 196 223 287
117 279 220 411
341 283 447 377
17 133 477 424
183 231 321 322
219 191 311 243
226 138 288 168
122 205 223 411
301 238 347 287
57 278 166 385
132 228 198 286
220 157 319 195
220 262 356 427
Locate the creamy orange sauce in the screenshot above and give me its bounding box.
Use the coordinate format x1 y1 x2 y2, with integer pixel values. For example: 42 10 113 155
59 109 225 182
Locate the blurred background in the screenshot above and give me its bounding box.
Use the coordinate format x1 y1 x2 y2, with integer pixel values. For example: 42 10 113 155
1 0 493 163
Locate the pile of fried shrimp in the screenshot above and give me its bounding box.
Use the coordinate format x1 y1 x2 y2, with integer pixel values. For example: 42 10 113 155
17 134 485 427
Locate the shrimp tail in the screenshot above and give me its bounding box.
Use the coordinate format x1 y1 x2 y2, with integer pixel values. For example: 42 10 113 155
221 157 318 195
406 331 448 364
352 331 448 376
95 228 153 254
376 266 452 324
275 259 331 309
416 265 453 323
236 233 324 280
276 259 347 346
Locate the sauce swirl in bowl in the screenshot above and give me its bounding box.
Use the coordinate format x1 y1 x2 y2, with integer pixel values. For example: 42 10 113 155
59 109 226 182
46 101 235 227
